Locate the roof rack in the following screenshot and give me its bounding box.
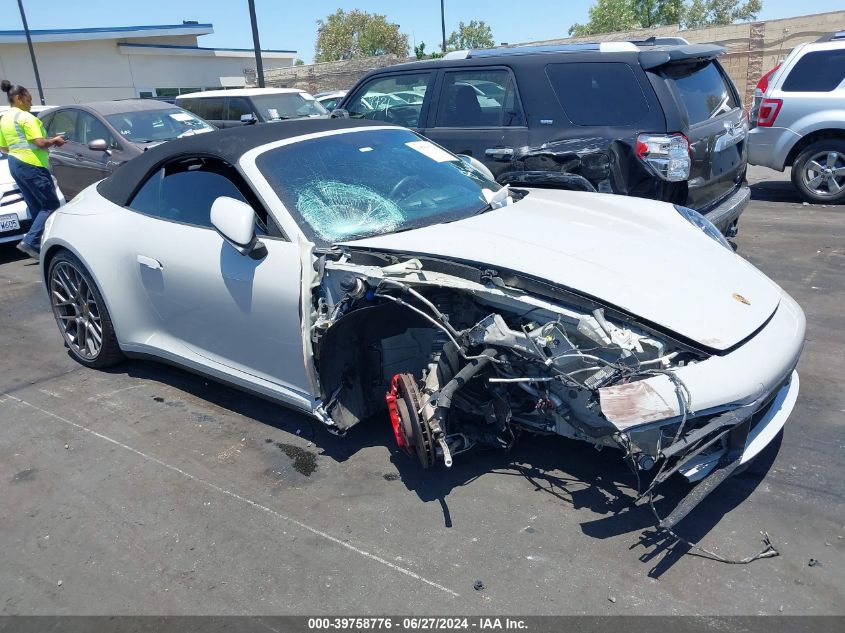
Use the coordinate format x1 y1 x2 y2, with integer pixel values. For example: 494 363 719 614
815 31 845 42
630 36 691 46
450 37 698 60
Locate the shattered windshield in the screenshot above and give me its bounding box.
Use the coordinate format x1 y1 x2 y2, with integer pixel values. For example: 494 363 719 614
256 128 500 243
251 93 328 120
106 108 214 143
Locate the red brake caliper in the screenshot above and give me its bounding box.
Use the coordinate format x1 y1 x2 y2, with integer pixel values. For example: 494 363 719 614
386 373 409 451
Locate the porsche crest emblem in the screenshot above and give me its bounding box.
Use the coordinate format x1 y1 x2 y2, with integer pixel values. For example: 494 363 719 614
732 293 751 305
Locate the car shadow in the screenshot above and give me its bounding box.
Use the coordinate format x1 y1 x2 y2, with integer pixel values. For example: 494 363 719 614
0 243 29 264
386 430 774 578
750 179 802 204
108 358 776 576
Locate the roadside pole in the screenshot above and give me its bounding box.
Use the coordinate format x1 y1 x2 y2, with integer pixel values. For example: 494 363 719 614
247 0 265 88
16 0 45 105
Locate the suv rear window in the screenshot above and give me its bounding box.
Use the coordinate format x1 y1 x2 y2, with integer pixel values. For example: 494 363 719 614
664 61 738 124
782 50 845 92
545 62 650 126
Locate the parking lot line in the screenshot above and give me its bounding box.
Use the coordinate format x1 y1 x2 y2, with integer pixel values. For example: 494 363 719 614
1 391 461 599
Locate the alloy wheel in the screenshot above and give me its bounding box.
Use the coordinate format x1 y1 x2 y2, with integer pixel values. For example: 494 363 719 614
802 150 845 198
50 261 103 360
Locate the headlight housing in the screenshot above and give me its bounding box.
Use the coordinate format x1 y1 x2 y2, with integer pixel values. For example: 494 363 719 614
673 205 732 251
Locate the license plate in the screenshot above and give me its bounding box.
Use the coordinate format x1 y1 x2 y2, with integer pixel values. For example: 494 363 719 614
0 213 20 232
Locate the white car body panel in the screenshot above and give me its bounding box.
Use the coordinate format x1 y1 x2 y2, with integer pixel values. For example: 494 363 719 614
43 187 314 408
347 189 781 351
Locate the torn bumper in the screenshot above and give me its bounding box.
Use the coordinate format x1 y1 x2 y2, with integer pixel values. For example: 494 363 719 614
600 289 805 479
679 370 799 481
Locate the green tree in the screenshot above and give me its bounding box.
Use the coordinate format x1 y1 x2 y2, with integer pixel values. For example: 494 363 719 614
294 58 305 66
314 9 409 62
447 20 495 50
569 0 761 35
569 0 644 36
414 41 427 59
683 0 762 28
636 0 683 27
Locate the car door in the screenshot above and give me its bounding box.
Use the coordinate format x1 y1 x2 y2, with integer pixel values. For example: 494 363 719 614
662 60 747 211
342 71 434 132
45 108 83 197
120 157 311 396
421 67 529 179
74 111 123 188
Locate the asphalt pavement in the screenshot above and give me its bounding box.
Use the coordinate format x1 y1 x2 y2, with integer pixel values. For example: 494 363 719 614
0 166 842 615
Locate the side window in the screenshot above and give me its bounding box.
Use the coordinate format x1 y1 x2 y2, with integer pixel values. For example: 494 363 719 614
199 98 225 121
78 112 118 149
782 50 845 93
346 73 431 126
436 69 524 128
39 112 54 131
47 109 79 142
663 61 739 125
128 159 275 236
321 98 339 111
546 62 651 126
178 98 202 118
227 97 253 121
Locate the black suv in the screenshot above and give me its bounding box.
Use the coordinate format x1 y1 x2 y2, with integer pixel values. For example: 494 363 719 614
335 41 749 235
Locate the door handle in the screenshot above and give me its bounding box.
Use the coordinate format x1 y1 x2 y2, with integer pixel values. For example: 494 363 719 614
485 147 514 160
137 255 162 270
75 153 84 160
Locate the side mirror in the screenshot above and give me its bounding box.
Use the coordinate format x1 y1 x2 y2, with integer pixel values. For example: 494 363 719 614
240 113 258 125
210 196 266 259
330 108 350 119
88 138 111 155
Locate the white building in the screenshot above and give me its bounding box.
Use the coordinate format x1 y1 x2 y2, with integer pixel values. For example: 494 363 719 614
0 22 296 105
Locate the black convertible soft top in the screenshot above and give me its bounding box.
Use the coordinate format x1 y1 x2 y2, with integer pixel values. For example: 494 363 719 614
97 118 389 207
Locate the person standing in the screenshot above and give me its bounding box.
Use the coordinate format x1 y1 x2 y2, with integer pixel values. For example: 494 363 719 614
0 79 66 258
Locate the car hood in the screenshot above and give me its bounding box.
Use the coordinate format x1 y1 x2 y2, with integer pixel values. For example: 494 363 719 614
344 189 782 351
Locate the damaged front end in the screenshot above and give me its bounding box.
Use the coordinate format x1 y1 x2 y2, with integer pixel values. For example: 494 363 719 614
306 247 793 516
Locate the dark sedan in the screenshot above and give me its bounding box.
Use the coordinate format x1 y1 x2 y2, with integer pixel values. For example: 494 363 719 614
38 100 214 198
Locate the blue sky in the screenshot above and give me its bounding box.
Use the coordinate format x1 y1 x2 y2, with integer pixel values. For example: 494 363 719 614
2 0 843 63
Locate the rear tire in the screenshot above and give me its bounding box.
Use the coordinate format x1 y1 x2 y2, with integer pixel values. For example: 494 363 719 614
47 250 123 369
791 140 845 204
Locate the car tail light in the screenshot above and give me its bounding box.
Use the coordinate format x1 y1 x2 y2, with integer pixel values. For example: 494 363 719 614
636 133 691 182
756 64 781 95
756 99 782 127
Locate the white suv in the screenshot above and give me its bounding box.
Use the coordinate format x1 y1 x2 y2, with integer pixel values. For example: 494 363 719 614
748 31 845 204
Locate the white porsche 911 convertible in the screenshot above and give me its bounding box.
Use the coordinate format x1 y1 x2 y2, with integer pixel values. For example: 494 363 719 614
39 119 804 529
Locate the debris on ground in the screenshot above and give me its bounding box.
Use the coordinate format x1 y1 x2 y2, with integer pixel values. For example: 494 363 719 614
473 580 485 591
808 558 820 567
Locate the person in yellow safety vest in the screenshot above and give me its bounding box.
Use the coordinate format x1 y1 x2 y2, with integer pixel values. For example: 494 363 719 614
0 79 66 259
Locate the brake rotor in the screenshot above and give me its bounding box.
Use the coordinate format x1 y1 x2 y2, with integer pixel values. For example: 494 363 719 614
386 373 435 468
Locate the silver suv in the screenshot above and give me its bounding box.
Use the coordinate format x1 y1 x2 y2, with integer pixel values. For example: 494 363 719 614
748 32 845 204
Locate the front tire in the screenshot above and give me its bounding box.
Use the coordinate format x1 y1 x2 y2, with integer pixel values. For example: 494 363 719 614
791 140 845 204
48 250 123 368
